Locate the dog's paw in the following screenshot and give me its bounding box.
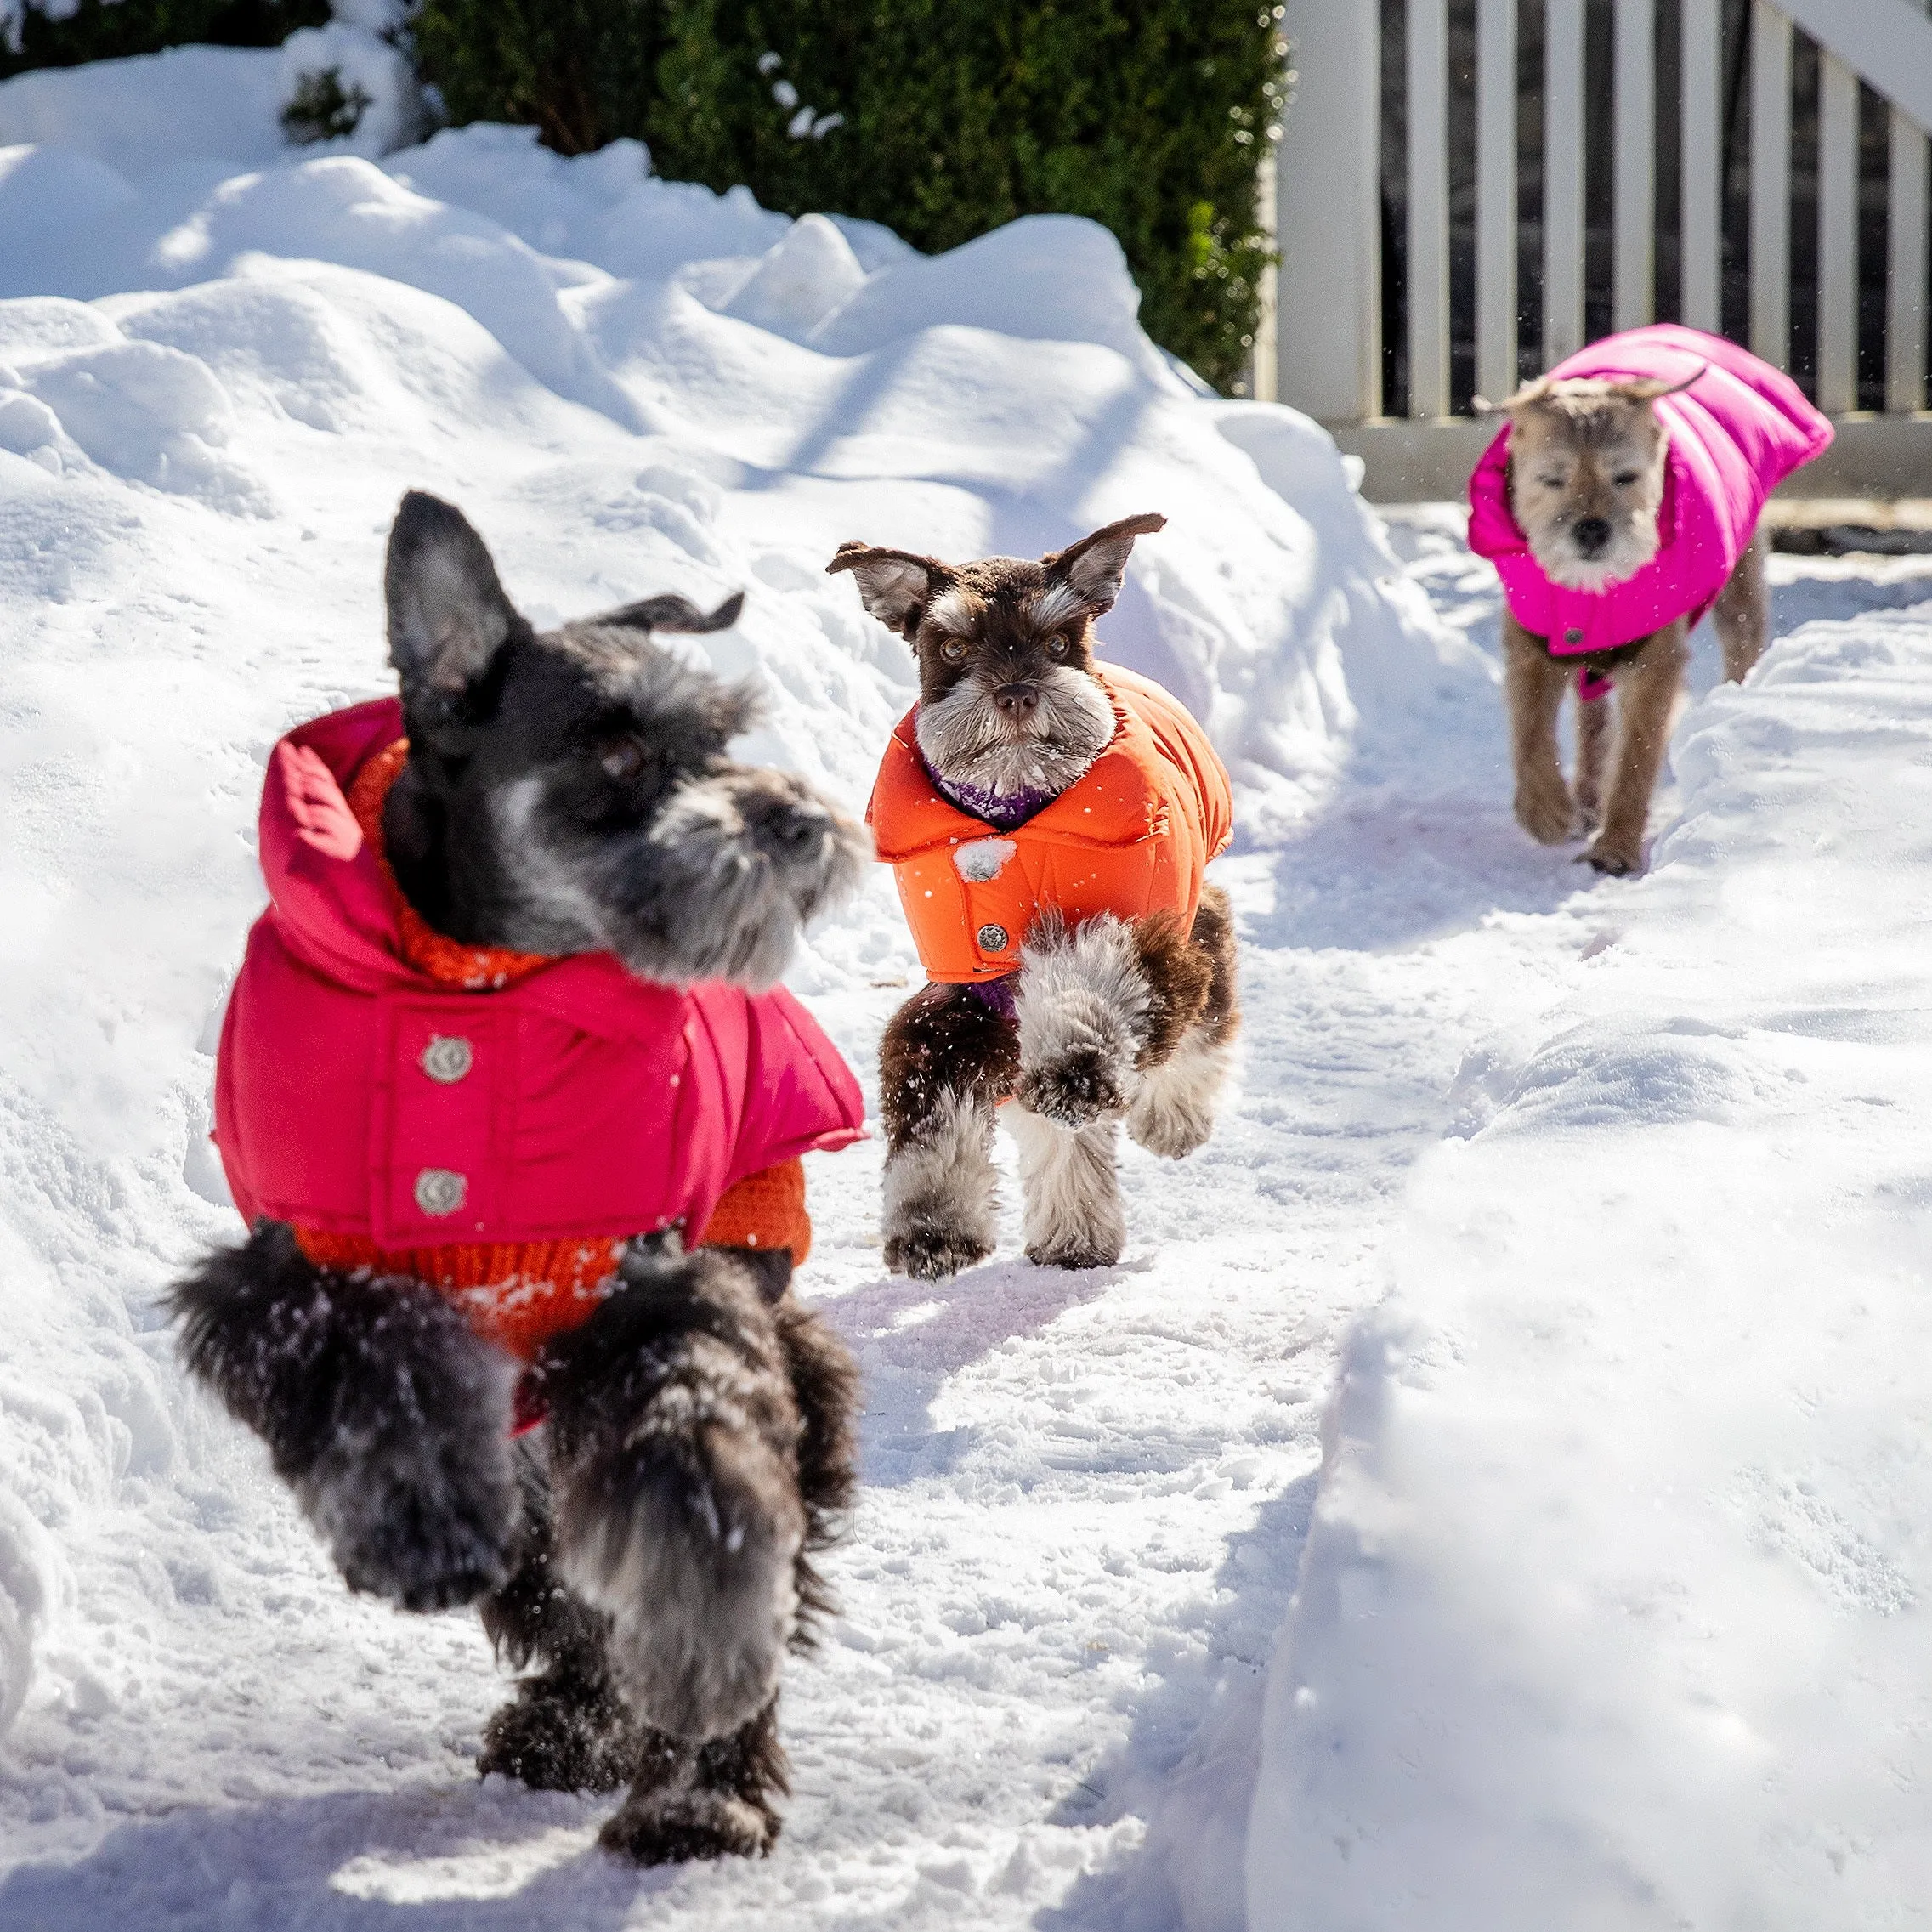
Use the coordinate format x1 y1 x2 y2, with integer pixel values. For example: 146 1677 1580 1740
1514 779 1578 846
1582 836 1643 876
1025 1235 1123 1272
313 1459 517 1612
883 1224 991 1282
1127 1094 1215 1160
479 1680 639 1793
1016 1049 1125 1126
598 1788 778 1866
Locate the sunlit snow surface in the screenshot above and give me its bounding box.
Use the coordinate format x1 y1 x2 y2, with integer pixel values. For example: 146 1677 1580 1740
2 43 1929 1932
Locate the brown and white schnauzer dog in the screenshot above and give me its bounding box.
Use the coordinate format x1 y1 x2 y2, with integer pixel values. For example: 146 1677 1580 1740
830 514 1239 1282
171 493 869 1864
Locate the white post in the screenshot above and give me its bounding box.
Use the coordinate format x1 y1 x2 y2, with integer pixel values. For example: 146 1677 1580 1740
1818 51 1861 414
1887 7 1929 412
1613 0 1656 331
1277 0 1381 422
1408 0 1452 417
1545 0 1588 365
1680 0 1724 331
1476 0 1518 401
1750 0 1792 367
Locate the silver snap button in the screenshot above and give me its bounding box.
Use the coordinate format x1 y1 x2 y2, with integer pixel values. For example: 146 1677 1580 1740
1564 628 1584 644
414 1168 467 1217
421 1035 473 1084
976 922 1010 952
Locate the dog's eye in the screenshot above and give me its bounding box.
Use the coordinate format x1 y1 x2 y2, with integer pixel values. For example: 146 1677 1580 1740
939 638 968 664
1612 470 1640 487
1538 474 1567 489
1045 633 1072 659
599 734 649 783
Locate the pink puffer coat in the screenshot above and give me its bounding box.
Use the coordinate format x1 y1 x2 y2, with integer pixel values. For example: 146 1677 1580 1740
1468 325 1832 660
213 699 864 1249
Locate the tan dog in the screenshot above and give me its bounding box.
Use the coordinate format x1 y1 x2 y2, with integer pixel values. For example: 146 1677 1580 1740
1487 375 1769 875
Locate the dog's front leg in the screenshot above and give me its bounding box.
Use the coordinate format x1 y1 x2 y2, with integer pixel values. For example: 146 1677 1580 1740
1504 614 1579 844
1013 913 1154 1126
879 981 1014 1281
535 1244 819 1861
599 1697 788 1866
1587 621 1689 875
1006 1104 1125 1271
171 1223 519 1611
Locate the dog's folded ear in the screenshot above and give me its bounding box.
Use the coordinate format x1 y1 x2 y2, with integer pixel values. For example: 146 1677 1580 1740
1041 512 1165 617
590 590 745 636
826 541 956 643
385 490 523 693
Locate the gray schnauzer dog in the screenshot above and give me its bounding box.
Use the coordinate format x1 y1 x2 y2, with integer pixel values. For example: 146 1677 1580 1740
172 492 867 1864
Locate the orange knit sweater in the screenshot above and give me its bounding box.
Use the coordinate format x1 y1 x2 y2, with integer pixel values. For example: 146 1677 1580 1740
292 740 813 1361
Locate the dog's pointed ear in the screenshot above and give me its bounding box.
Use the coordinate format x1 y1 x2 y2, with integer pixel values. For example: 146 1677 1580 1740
385 490 520 691
1494 376 1555 413
826 541 955 643
1041 512 1165 616
590 589 745 635
1619 365 1707 404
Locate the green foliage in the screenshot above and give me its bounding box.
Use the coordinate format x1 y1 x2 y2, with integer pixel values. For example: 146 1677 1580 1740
0 2 331 82
280 63 370 143
415 0 1284 393
410 0 662 158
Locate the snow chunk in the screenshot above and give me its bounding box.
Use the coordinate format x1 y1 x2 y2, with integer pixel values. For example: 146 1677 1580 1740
725 212 868 341
954 836 1017 883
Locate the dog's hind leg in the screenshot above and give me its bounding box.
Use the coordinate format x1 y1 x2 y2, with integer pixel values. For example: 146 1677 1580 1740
879 981 1015 1281
1585 620 1689 875
171 1223 518 1611
1714 525 1770 683
1504 613 1579 844
478 1442 642 1793
1127 887 1241 1159
1574 685 1612 829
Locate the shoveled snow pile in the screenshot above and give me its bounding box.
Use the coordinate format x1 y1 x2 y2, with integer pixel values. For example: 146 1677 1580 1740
1249 596 1932 1929
0 37 1481 1931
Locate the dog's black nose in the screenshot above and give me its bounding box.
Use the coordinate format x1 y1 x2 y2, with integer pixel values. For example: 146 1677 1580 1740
994 683 1040 720
1573 517 1611 557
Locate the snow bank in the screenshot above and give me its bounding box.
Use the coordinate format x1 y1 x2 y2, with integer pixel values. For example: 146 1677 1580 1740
1249 605 1932 1929
0 47 1459 1760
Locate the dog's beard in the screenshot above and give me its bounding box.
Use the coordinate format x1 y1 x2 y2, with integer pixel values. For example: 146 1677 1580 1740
915 667 1114 802
491 769 869 990
1525 512 1663 593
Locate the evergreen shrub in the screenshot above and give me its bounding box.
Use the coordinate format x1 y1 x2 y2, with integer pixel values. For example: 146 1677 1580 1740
415 0 1286 393
0 2 330 81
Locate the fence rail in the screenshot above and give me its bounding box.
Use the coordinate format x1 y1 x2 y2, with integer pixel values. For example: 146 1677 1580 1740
1272 0 1932 499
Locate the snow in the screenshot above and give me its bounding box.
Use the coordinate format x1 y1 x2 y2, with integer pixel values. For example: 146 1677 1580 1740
2 37 1929 1932
1246 585 1932 1931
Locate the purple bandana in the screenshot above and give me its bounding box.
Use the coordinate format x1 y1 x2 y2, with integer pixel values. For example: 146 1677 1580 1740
928 768 1059 831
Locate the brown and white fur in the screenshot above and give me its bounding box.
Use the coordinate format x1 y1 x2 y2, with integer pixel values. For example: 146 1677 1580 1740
829 515 1240 1280
1493 374 1770 875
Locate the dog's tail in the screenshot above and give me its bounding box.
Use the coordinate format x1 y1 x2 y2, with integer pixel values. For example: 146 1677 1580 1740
536 1243 811 1742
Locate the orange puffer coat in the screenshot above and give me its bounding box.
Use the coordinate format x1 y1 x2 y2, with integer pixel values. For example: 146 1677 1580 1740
866 666 1232 983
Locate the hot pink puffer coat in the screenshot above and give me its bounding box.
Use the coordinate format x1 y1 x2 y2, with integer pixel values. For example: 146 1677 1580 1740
1468 325 1832 656
213 699 864 1249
